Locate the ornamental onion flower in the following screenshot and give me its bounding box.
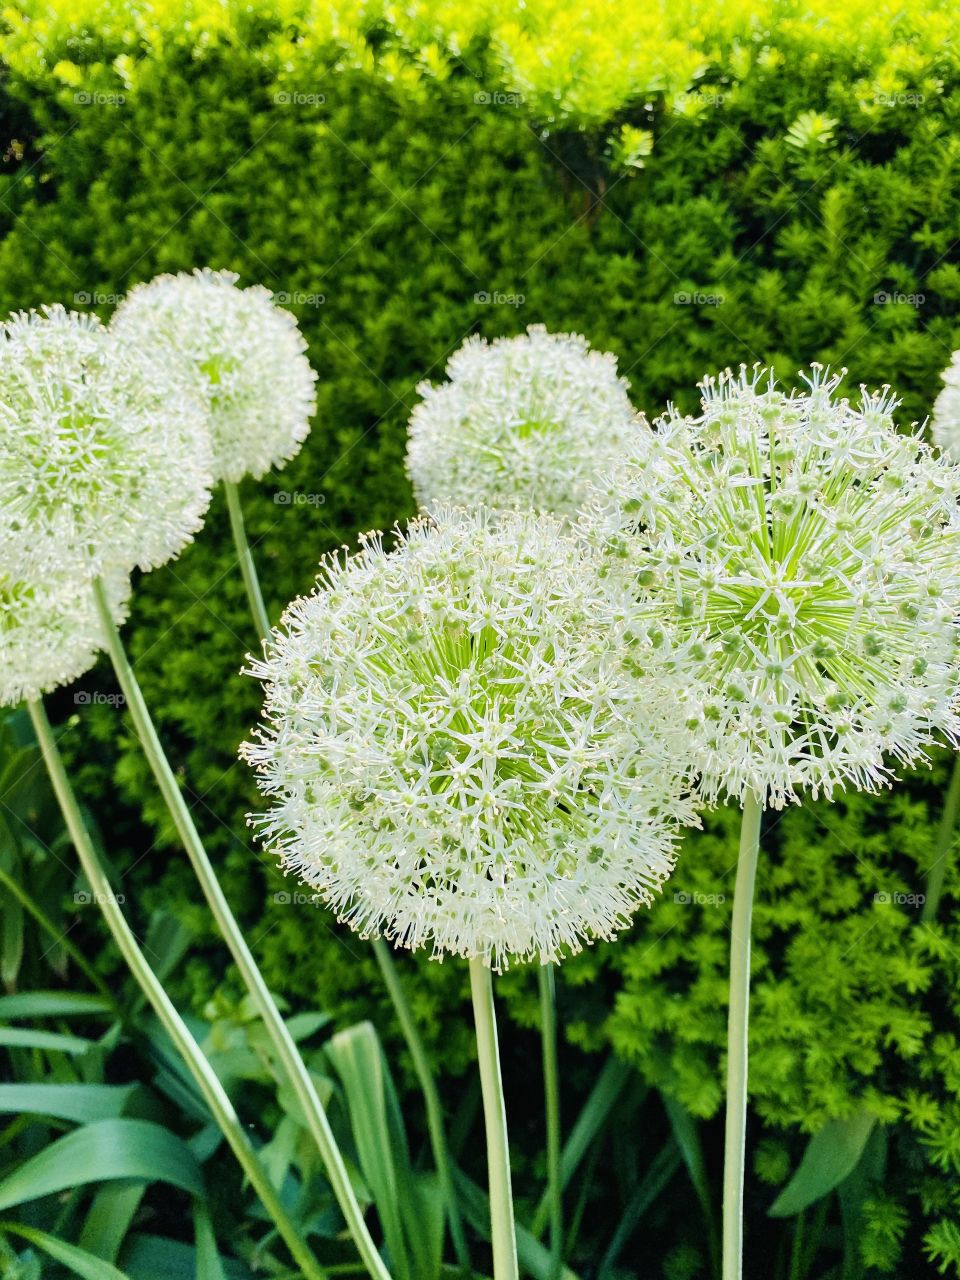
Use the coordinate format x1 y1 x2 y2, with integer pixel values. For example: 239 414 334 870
242 508 699 969
931 350 960 463
111 269 318 483
0 565 129 707
0 306 213 578
588 365 960 809
406 326 644 518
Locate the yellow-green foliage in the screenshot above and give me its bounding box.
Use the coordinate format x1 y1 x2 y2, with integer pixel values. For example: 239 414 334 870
2 0 960 1270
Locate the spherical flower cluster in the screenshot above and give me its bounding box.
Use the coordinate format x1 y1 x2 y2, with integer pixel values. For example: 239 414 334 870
0 306 213 579
111 269 318 483
406 326 644 518
588 366 960 808
931 350 960 464
0 567 129 708
242 509 700 969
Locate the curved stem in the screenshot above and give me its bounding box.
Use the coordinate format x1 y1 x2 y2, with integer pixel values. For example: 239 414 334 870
26 698 325 1280
469 958 518 1280
226 489 461 1272
91 578 391 1280
372 938 471 1275
722 792 763 1280
224 479 271 643
538 965 562 1280
923 753 960 924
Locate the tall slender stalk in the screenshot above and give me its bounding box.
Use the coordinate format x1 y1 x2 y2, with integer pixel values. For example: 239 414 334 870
923 753 960 924
722 792 763 1280
26 698 326 1280
224 479 271 643
469 958 518 1280
372 938 471 1274
91 577 391 1280
538 965 562 1280
224 485 469 1271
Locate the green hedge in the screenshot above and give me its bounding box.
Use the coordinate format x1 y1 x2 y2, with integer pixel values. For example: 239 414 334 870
3 2 960 1271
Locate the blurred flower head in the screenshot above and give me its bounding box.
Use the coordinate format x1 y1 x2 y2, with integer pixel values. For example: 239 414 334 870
0 305 213 578
242 507 699 969
112 268 317 483
931 351 960 463
406 325 644 518
0 565 129 707
588 365 960 808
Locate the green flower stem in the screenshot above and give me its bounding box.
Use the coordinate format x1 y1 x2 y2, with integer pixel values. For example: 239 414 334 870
225 487 468 1273
923 753 960 924
372 938 471 1275
91 577 391 1280
722 791 763 1280
538 965 562 1280
224 479 271 643
469 958 518 1280
26 698 325 1280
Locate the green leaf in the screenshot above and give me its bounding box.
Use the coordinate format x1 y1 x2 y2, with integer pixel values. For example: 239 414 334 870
598 1143 681 1275
0 1221 131 1279
79 1183 147 1263
121 1233 251 1280
662 1092 719 1275
0 1027 94 1054
531 1056 632 1238
0 992 112 1019
192 1201 227 1280
0 1083 137 1124
769 1112 877 1218
326 1022 407 1276
0 1119 204 1210
326 1021 428 1280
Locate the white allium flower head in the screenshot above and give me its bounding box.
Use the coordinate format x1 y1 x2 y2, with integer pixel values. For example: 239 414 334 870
587 365 960 809
242 508 700 969
0 306 213 579
111 269 318 483
406 325 645 518
931 351 960 463
0 565 129 708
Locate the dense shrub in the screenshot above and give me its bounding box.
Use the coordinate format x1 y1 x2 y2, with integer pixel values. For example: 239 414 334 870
3 0 960 1270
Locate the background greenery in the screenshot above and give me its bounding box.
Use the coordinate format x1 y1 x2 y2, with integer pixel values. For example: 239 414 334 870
1 0 959 1274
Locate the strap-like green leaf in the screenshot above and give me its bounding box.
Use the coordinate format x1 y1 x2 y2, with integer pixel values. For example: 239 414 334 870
0 992 112 1019
0 1083 136 1125
0 1119 204 1210
0 1027 93 1054
769 1111 877 1218
0 1221 131 1279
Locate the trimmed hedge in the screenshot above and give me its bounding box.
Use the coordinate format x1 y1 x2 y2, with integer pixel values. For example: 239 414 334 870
3 0 960 1270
